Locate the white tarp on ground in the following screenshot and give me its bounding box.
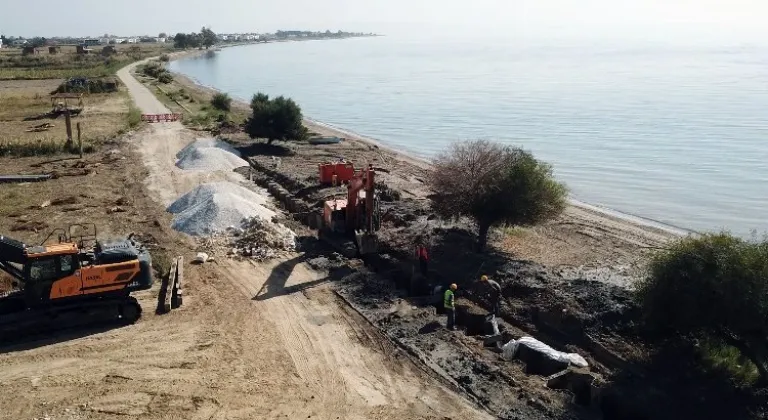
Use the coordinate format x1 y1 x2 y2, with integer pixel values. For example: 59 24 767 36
502 336 589 368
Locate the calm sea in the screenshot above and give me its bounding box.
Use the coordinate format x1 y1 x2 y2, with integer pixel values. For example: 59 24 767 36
170 36 768 237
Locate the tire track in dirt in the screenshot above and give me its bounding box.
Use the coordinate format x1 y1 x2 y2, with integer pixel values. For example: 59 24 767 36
220 258 492 419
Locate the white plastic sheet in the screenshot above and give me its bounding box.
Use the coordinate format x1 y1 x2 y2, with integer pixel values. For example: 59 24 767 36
502 336 589 368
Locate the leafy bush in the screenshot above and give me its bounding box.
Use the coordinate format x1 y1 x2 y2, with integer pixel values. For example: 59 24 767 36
638 233 768 384
127 105 142 128
157 72 173 84
245 92 308 144
52 77 119 94
159 54 170 62
427 140 567 250
211 92 232 111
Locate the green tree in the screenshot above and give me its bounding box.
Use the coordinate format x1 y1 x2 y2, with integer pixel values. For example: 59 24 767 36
186 32 202 49
200 27 217 49
245 93 308 144
637 233 768 384
159 32 168 38
173 33 188 49
211 92 232 111
29 37 47 47
427 140 568 251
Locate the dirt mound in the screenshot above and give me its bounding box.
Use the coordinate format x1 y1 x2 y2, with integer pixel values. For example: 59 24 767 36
498 260 637 332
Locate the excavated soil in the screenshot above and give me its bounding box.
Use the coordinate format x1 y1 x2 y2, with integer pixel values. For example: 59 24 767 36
231 132 768 420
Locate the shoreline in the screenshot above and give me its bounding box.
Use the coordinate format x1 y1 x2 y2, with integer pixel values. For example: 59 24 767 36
168 54 687 245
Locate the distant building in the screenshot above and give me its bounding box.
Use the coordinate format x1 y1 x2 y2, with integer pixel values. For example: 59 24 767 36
155 37 166 43
0 37 3 49
113 38 125 44
98 38 110 45
83 38 100 46
127 38 138 44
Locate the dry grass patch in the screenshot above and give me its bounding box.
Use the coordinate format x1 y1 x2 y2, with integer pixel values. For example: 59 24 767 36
0 43 172 80
0 80 133 156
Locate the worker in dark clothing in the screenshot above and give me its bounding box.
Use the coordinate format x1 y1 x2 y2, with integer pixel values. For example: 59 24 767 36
444 283 457 330
415 243 429 277
480 275 503 316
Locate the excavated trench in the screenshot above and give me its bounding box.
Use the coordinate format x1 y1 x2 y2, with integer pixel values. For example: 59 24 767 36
245 160 655 420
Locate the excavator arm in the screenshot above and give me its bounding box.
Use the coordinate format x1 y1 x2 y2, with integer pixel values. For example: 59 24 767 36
0 236 29 283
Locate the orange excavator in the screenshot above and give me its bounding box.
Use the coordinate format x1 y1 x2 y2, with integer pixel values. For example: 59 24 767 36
0 224 153 339
321 164 381 256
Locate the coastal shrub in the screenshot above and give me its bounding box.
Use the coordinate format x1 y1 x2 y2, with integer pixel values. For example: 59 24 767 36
157 72 174 84
211 92 232 111
52 77 119 94
637 233 768 385
141 61 165 78
159 54 170 62
427 140 567 251
245 92 308 144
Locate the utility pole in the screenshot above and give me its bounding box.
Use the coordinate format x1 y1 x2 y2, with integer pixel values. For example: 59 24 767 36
64 109 73 148
76 122 82 158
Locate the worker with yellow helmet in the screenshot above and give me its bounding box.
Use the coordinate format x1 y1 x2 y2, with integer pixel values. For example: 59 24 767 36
480 275 503 316
444 283 457 330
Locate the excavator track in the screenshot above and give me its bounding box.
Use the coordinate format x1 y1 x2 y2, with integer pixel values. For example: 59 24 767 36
0 296 142 343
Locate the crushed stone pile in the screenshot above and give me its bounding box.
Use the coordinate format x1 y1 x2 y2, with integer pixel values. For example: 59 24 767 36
176 137 248 171
168 182 276 236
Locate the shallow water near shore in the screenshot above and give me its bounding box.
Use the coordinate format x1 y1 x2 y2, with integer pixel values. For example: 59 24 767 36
170 36 768 237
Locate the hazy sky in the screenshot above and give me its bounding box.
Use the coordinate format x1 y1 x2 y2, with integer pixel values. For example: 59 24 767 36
2 0 767 42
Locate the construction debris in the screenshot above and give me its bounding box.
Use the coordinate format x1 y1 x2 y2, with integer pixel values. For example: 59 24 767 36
231 216 296 261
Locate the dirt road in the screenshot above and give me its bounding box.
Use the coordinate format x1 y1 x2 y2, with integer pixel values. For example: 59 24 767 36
0 61 493 420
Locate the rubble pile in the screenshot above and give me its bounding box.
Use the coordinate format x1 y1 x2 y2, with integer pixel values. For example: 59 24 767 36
230 216 296 261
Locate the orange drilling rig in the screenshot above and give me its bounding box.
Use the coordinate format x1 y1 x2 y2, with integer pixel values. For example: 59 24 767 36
0 224 153 339
320 164 381 256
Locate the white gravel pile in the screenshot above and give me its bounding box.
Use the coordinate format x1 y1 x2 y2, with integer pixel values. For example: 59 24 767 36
175 138 248 171
168 182 276 236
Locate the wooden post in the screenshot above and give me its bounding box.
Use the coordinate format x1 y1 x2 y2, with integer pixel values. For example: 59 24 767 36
64 110 73 147
172 256 184 308
76 122 82 158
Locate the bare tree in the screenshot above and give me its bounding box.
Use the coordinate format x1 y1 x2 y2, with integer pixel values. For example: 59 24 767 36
428 140 567 251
